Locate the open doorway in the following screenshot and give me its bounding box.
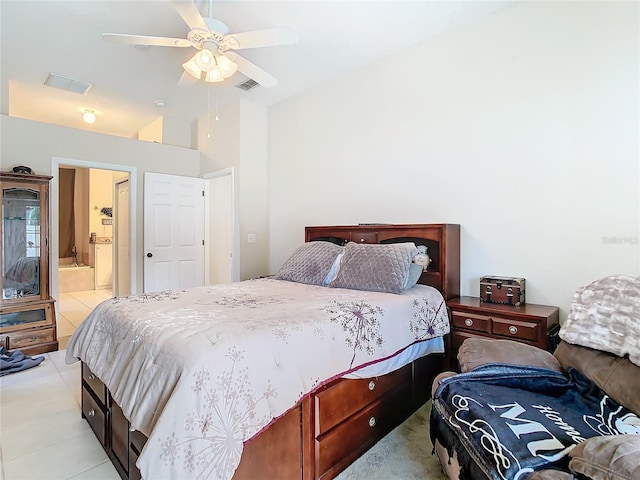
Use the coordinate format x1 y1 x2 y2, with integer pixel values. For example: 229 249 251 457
51 157 137 348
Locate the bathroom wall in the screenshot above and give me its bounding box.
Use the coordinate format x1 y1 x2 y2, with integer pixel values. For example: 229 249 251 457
89 169 114 240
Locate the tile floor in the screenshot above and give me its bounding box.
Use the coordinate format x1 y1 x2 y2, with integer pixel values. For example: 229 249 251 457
0 289 115 480
0 349 120 480
57 289 112 350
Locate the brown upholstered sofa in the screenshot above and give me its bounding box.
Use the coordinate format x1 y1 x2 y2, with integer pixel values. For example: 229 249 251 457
430 275 640 480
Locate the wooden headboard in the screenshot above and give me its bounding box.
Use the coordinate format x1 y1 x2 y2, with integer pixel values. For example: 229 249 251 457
305 223 460 300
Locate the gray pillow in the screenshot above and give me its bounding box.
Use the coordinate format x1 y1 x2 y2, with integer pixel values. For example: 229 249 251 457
274 241 344 286
329 242 418 294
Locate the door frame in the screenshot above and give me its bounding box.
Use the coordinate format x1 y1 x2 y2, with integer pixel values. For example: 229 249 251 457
113 178 130 296
50 157 137 311
202 167 239 283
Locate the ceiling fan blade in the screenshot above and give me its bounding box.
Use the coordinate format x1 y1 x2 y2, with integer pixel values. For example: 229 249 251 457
178 70 199 87
103 33 192 47
222 26 298 50
233 54 278 88
171 0 209 32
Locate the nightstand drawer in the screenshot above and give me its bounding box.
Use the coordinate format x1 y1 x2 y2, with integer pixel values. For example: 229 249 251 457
492 318 538 342
451 312 491 334
446 296 560 371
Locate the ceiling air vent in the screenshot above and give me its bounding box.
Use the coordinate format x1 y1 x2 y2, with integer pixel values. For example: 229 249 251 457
44 73 93 95
236 79 259 91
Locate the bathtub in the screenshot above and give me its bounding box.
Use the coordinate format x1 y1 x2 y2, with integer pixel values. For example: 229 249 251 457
59 258 95 293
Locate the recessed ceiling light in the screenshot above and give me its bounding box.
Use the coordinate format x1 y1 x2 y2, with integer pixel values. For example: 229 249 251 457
82 109 96 124
155 100 166 107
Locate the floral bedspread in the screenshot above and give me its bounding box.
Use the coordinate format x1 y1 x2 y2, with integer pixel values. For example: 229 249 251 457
66 278 449 480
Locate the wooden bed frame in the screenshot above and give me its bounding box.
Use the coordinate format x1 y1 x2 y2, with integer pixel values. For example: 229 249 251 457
80 223 460 480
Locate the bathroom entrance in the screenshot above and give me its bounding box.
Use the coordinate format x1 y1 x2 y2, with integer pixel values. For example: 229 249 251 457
51 157 136 348
58 167 127 294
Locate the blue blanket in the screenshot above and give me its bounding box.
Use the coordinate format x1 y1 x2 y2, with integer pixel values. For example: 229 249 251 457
430 364 640 480
0 347 44 376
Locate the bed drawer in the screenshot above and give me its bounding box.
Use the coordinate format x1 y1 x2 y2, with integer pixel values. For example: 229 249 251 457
315 382 412 478
314 364 411 436
82 387 106 447
492 317 538 342
450 312 491 334
82 363 107 406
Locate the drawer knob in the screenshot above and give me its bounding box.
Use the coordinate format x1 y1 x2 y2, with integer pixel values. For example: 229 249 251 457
369 416 376 427
89 374 96 380
360 238 365 243
509 326 518 335
465 319 473 327
368 381 376 391
88 409 96 417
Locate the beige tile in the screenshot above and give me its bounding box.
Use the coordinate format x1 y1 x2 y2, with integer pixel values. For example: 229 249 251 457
58 295 87 313
60 371 82 407
1 371 78 426
3 429 108 480
68 291 109 310
60 298 93 319
58 335 71 350
94 289 113 300
1 406 89 461
67 460 120 480
61 309 92 328
47 349 76 372
57 315 77 337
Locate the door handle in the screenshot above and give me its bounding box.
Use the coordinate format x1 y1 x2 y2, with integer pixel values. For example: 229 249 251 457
146 253 153 258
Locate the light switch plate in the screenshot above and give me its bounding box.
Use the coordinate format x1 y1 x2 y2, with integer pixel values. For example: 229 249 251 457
247 233 257 244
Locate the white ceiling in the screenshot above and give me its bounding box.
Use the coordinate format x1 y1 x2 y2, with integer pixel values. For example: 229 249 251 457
1 1 514 139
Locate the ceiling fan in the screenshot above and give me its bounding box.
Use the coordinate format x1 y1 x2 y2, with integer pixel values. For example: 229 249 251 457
103 0 297 88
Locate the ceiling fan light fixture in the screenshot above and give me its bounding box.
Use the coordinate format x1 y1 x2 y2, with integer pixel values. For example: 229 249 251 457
217 55 238 77
194 49 216 72
205 68 224 83
182 56 202 79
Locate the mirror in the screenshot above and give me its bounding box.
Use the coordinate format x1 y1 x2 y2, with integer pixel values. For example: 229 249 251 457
2 187 41 299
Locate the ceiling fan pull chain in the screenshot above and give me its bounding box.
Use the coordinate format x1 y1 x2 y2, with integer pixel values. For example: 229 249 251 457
207 83 212 139
215 82 220 121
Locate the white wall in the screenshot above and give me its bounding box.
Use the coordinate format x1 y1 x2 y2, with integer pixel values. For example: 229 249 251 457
268 1 639 319
1 115 201 293
198 98 269 280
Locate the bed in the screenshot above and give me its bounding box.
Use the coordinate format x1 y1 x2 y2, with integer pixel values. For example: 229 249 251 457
66 223 460 480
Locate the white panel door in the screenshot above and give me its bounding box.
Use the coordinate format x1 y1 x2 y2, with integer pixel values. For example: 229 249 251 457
144 172 205 293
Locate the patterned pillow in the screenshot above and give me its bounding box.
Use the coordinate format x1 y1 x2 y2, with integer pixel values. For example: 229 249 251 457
274 241 344 286
559 274 640 366
329 242 418 294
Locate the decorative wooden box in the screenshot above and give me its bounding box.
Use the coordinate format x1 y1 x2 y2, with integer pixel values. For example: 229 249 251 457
479 276 525 306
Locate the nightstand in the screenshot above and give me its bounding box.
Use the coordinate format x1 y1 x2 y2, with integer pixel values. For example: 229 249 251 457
446 296 560 370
